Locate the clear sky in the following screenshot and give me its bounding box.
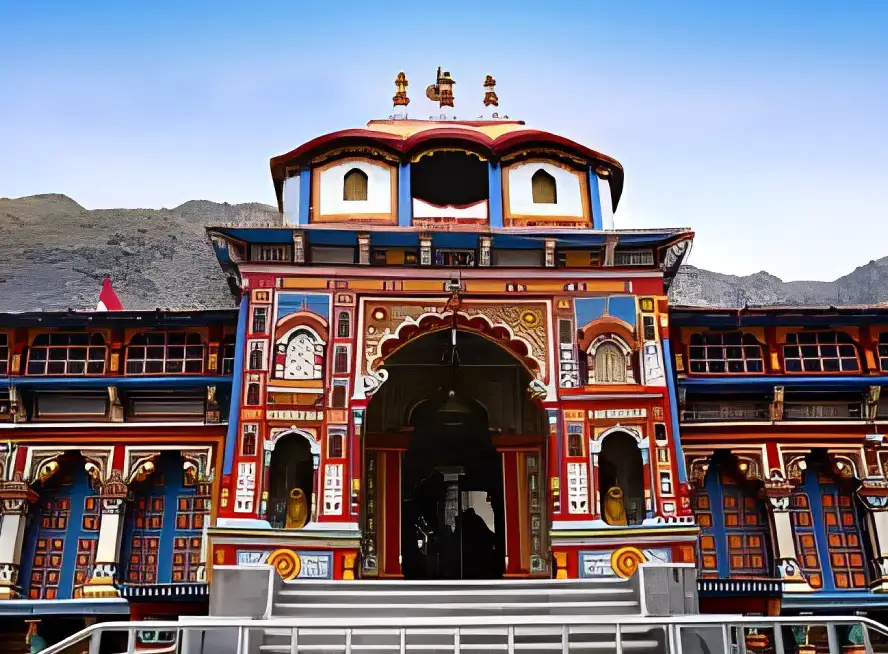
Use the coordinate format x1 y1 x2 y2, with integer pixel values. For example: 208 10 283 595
1 1 886 281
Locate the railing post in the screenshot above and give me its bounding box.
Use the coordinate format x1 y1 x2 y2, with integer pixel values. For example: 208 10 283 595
345 628 352 654
826 624 840 654
126 630 136 654
399 628 406 654
561 625 569 654
508 625 515 654
453 627 460 653
290 626 299 654
615 623 623 654
771 625 785 654
89 632 101 654
242 626 250 654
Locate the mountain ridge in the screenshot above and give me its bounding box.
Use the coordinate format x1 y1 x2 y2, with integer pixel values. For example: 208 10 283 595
2 193 886 311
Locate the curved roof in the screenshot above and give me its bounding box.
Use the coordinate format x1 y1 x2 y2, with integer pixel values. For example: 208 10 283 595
270 120 625 213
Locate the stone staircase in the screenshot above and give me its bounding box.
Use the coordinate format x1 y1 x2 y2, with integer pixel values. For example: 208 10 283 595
201 565 698 654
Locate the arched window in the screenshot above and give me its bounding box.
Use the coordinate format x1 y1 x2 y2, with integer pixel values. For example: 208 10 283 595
267 434 315 529
343 168 368 201
27 332 107 376
531 169 557 204
327 430 344 458
337 312 351 338
246 383 260 406
123 452 209 584
126 331 205 375
21 457 99 599
597 431 644 525
593 341 627 383
274 328 324 380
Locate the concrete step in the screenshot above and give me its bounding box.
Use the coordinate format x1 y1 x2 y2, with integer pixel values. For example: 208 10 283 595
271 600 640 618
278 578 629 594
258 624 666 653
275 586 636 604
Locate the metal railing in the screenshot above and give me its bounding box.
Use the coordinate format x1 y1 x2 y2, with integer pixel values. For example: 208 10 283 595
37 613 888 654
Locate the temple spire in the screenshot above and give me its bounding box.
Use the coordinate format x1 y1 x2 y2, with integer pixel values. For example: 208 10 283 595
426 66 455 109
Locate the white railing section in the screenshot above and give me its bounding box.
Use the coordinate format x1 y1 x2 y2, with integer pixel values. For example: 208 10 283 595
38 613 888 654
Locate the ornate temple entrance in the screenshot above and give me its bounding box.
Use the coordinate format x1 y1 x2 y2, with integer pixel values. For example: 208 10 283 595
362 327 548 579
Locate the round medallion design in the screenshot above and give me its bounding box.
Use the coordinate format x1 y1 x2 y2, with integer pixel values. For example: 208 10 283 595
610 546 646 579
267 548 301 580
372 308 387 321
519 310 540 328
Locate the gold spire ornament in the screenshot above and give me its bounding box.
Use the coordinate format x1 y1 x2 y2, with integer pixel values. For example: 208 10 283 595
426 66 455 108
393 72 409 107
483 75 498 107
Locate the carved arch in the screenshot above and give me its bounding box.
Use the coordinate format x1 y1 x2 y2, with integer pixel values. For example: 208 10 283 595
371 311 542 378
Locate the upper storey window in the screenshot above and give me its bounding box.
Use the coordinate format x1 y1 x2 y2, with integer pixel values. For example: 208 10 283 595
126 332 205 375
783 331 859 373
689 333 764 374
531 169 557 204
27 333 106 375
343 169 368 201
879 333 888 372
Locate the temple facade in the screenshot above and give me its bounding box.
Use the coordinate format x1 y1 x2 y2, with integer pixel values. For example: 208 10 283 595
673 306 888 619
0 309 235 649
206 109 697 584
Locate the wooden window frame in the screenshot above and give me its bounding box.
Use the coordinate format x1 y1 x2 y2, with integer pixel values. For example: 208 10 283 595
688 332 765 375
26 332 107 376
878 333 888 372
531 169 557 204
783 331 860 374
343 168 369 202
125 331 206 375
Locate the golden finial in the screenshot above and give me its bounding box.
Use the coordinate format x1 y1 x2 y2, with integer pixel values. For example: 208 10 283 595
483 75 498 107
393 72 409 108
426 66 456 109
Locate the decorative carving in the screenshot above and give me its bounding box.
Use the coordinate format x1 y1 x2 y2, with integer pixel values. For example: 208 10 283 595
25 450 65 484
566 462 588 514
393 71 409 108
611 546 646 579
310 146 400 166
867 386 882 421
267 549 301 580
108 386 123 422
425 66 455 109
285 489 308 529
98 470 130 513
81 449 114 485
126 452 159 485
528 379 547 402
206 385 221 424
365 302 548 383
482 75 498 107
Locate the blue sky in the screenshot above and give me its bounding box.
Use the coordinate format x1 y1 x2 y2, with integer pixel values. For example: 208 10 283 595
1 1 886 281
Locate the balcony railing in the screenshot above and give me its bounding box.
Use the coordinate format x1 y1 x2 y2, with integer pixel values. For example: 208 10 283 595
783 402 862 420
681 403 770 422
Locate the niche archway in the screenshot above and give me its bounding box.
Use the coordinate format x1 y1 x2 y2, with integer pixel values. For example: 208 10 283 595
597 430 645 526
266 432 318 529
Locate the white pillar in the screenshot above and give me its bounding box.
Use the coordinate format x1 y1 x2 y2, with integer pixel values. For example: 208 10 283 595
78 475 128 599
767 495 815 593
0 483 32 599
860 494 888 592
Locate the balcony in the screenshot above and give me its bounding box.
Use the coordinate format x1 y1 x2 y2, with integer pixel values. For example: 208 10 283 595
681 402 770 422
783 401 862 420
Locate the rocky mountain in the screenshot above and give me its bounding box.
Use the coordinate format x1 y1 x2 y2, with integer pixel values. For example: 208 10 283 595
0 194 280 312
670 259 888 308
1 193 885 312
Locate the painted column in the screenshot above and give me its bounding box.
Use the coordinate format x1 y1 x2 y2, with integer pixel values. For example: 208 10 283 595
220 296 248 517
350 409 364 520
79 472 129 599
0 482 35 599
588 167 603 230
398 163 412 227
639 437 655 521
765 492 815 593
488 162 503 227
547 408 562 516
298 168 311 224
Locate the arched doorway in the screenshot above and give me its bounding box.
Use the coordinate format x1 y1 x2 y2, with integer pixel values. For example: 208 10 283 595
267 433 316 529
364 328 546 579
598 431 645 526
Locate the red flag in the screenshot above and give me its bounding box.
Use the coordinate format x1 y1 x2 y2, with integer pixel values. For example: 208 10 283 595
97 277 123 311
